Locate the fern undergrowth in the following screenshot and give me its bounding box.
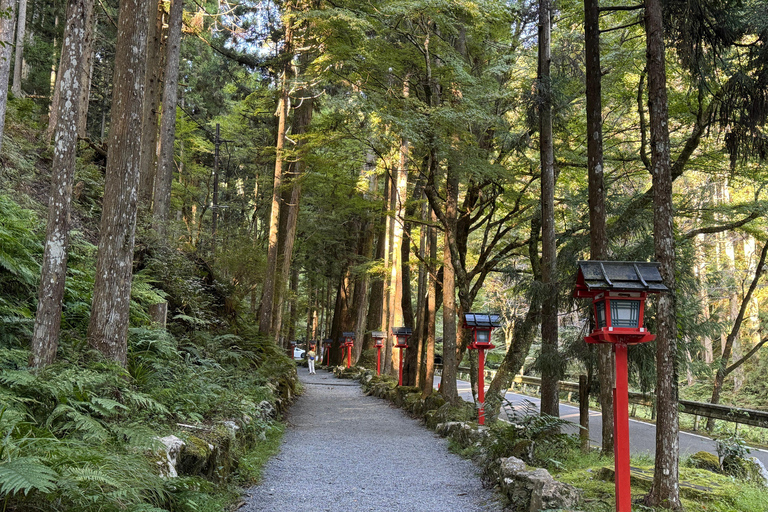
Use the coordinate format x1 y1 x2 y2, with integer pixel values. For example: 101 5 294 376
1 327 296 512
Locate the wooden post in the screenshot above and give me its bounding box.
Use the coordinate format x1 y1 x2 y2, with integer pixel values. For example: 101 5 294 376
149 301 168 328
579 374 590 453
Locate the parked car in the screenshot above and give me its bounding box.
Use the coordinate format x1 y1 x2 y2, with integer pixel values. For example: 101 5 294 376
293 347 306 360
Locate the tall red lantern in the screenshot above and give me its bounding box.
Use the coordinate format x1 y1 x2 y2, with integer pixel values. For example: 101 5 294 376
574 261 667 512
371 331 386 375
342 332 355 369
463 313 500 426
392 327 412 386
322 339 332 366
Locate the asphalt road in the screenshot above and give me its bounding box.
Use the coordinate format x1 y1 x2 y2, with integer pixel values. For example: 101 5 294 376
437 376 768 468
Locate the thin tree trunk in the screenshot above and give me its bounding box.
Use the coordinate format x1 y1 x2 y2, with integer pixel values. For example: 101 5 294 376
287 265 299 342
11 0 27 97
485 211 542 420
137 0 163 210
585 0 612 453
0 0 16 151
644 0 681 506
76 11 96 138
30 0 95 368
402 180 424 386
539 0 559 418
152 0 183 236
87 0 149 366
419 207 438 398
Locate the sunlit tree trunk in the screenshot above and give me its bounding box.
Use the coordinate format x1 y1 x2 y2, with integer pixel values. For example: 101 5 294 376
30 0 95 368
386 137 407 375
272 75 313 345
259 7 293 335
707 242 768 430
87 0 150 366
643 0 680 506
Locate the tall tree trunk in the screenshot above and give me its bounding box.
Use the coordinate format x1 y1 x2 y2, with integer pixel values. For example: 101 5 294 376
585 0 612 453
386 140 408 375
402 179 424 386
0 0 16 151
137 0 164 210
353 222 374 363
30 0 95 368
87 0 149 366
11 0 27 97
76 10 96 138
365 176 387 351
538 0 559 418
440 169 460 403
259 12 292 335
272 76 313 345
287 265 299 342
696 242 713 364
419 207 438 398
152 0 183 237
643 0 681 506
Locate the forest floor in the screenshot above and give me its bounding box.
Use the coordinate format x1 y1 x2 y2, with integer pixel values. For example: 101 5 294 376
240 368 505 512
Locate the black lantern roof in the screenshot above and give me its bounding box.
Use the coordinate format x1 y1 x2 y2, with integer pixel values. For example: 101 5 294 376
322 338 333 344
392 327 412 336
574 261 668 297
342 332 355 339
371 331 386 339
463 313 501 328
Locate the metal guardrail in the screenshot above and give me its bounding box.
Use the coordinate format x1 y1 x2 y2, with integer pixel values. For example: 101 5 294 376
436 365 768 429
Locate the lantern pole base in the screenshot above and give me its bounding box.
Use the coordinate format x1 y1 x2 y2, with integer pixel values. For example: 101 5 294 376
613 342 631 512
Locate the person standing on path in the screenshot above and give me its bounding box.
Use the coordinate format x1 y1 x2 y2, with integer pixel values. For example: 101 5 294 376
307 345 316 374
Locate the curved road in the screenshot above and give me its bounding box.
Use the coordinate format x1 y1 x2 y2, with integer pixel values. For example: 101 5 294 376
439 376 768 468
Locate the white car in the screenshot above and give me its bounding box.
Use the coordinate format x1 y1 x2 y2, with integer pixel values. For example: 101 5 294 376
293 347 305 360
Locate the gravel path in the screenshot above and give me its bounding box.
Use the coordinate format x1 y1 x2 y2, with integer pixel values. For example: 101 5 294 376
240 368 504 512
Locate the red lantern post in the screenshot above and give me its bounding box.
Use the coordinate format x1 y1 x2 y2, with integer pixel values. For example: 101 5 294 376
342 332 355 369
392 327 412 385
463 313 500 426
288 340 297 359
574 261 667 512
322 339 332 366
372 331 386 375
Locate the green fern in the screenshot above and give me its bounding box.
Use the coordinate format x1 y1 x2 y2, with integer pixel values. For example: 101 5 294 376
0 456 58 496
122 390 170 416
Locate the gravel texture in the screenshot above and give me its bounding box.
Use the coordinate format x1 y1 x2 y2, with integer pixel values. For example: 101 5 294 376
240 368 504 512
